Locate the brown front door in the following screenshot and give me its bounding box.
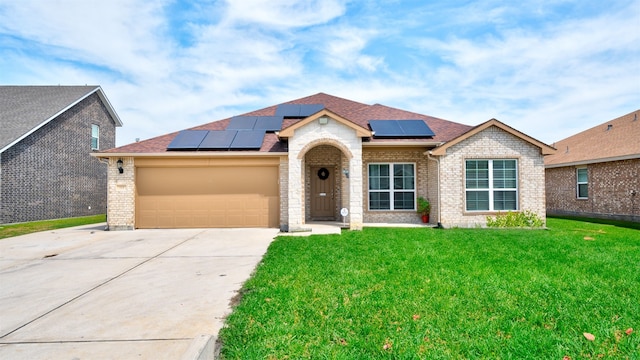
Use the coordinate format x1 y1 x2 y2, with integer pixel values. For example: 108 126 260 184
310 166 335 220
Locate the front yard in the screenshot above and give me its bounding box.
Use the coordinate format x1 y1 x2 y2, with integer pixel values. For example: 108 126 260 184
218 218 639 359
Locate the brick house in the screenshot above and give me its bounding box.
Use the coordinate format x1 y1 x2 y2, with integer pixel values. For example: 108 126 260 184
545 110 640 222
93 93 554 230
0 86 122 224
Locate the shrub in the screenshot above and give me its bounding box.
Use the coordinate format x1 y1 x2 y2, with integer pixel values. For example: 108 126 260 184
486 210 544 228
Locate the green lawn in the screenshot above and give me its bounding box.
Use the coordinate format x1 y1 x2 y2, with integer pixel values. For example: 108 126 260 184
0 214 106 239
218 218 640 359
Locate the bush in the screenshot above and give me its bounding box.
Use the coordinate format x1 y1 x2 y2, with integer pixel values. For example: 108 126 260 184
486 210 544 228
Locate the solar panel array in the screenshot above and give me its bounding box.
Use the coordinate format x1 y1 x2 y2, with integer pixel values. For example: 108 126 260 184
167 129 266 151
275 104 324 118
165 130 209 150
369 120 435 138
228 116 283 131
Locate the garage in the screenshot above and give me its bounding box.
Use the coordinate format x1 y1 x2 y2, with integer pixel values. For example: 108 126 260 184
135 158 280 229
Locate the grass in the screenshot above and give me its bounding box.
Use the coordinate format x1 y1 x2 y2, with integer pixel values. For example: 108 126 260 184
218 218 640 359
549 215 640 230
0 214 106 239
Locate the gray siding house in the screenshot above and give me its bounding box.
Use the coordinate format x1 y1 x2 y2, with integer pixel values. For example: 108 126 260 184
0 86 122 224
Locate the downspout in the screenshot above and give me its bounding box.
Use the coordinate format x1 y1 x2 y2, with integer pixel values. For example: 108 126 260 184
427 152 442 228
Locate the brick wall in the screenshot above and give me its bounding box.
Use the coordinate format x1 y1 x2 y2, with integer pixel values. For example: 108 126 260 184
0 93 116 224
546 159 640 222
438 126 546 227
279 156 288 230
106 157 135 230
362 147 431 224
287 117 363 230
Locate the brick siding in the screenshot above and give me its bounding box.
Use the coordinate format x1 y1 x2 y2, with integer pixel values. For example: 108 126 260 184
438 126 547 227
362 147 431 224
546 159 640 222
106 157 135 230
1 93 116 224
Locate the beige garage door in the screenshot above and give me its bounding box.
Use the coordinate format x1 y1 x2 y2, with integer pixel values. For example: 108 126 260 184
136 166 279 228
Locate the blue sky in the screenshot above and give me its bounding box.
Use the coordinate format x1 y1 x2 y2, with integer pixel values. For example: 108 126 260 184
1 0 638 147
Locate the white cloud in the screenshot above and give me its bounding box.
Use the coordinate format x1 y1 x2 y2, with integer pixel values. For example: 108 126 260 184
224 0 346 28
322 26 383 72
1 0 638 147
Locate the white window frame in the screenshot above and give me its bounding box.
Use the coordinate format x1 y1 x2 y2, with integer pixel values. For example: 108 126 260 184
576 167 588 199
91 124 100 150
465 159 519 212
368 162 416 211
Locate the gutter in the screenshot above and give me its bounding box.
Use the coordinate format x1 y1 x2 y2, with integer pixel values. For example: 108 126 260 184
90 151 288 159
545 154 640 168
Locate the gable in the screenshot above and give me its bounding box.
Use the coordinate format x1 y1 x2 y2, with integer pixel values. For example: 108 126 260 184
430 119 555 156
0 86 122 153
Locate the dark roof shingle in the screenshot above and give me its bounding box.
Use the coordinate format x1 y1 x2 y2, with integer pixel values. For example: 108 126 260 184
103 92 473 154
0 85 120 151
544 109 640 166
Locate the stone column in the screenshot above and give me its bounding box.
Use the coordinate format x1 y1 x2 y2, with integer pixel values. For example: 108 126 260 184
106 157 135 230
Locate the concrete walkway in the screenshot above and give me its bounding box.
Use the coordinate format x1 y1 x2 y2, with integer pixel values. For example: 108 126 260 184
0 225 278 359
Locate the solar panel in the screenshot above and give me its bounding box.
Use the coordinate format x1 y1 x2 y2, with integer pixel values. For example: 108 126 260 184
298 104 324 117
369 120 404 137
275 103 324 117
369 120 435 138
229 130 266 149
253 116 283 132
166 130 209 150
198 130 237 149
398 120 435 137
275 104 299 117
228 116 257 130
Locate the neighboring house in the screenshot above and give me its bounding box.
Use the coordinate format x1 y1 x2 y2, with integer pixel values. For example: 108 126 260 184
94 93 554 231
0 86 122 224
545 110 640 222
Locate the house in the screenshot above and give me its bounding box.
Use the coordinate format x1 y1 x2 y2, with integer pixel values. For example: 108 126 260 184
93 93 554 231
545 110 640 222
0 86 122 224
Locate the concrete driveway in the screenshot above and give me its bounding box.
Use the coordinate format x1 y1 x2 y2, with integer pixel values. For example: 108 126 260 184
0 224 279 359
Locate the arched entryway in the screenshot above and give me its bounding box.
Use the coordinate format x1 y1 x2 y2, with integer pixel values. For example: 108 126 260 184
298 140 352 223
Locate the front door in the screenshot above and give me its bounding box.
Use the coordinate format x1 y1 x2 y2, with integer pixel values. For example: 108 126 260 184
310 166 335 220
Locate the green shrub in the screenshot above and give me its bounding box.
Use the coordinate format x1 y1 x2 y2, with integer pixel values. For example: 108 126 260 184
486 210 544 227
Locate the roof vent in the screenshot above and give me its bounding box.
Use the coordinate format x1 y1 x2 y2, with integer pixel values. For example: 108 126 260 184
607 124 613 131
634 113 637 122
565 146 569 153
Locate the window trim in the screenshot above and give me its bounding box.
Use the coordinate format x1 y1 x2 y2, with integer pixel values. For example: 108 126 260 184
91 124 100 150
464 159 519 212
368 162 416 211
576 167 588 199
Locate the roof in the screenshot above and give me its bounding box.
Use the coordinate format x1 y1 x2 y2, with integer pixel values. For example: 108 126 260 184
0 85 123 153
430 118 556 156
544 109 640 168
101 92 473 155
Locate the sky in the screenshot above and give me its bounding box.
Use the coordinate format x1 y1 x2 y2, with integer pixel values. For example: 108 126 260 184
1 0 639 147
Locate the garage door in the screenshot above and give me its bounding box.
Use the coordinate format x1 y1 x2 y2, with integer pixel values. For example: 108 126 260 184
136 166 279 228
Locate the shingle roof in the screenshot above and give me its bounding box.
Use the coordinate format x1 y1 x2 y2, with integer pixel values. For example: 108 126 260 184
544 109 640 167
102 92 473 154
0 85 122 152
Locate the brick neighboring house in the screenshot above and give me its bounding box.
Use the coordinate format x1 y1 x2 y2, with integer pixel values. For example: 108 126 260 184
0 86 123 224
94 93 554 230
545 110 640 222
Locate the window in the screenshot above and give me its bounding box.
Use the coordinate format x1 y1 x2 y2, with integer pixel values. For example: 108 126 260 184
576 168 588 199
368 163 415 210
91 124 100 150
465 159 518 211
